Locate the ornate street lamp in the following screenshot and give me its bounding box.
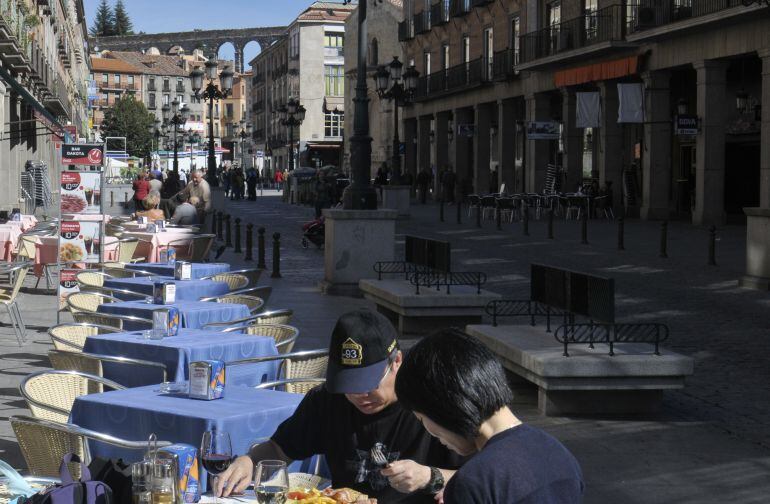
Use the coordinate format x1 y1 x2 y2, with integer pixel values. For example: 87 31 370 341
191 55 234 186
238 119 253 170
274 98 305 172
374 57 419 185
162 99 189 174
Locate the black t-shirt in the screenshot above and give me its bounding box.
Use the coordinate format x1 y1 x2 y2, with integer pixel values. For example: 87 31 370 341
444 424 584 504
271 386 464 503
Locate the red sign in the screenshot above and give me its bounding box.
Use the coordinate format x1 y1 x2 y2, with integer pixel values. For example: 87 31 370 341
60 221 82 240
60 172 82 191
61 144 104 166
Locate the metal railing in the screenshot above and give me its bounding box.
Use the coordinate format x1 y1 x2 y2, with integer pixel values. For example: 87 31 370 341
413 58 484 101
398 20 414 41
450 0 471 16
431 1 450 25
554 323 669 356
147 83 157 91
414 10 430 34
485 299 571 327
472 0 494 6
491 49 518 81
519 4 626 64
409 270 487 295
625 0 745 33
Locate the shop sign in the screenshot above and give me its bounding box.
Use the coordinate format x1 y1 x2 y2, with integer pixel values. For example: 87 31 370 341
674 115 699 136
61 143 104 166
526 121 560 140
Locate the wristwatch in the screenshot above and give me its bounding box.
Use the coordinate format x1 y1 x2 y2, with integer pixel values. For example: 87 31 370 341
421 467 445 495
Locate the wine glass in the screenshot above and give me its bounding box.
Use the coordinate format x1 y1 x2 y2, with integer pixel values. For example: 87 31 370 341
254 460 289 504
200 430 232 503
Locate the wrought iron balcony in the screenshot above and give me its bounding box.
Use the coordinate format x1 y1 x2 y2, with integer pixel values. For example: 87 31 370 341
44 79 70 117
625 0 748 36
148 83 157 91
398 20 414 41
0 0 33 73
492 49 519 81
414 11 430 34
450 0 471 17
472 0 493 6
431 1 450 26
413 58 486 102
519 4 626 66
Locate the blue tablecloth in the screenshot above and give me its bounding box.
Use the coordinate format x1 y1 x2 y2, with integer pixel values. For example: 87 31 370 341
69 385 306 488
97 300 250 330
126 262 230 279
84 329 280 388
104 277 230 302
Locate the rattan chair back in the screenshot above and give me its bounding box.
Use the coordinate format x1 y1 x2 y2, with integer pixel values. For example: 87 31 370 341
48 323 119 352
245 323 299 354
66 292 119 313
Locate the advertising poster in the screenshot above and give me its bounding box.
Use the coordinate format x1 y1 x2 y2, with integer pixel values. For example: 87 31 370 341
59 221 101 264
60 171 102 214
526 121 561 140
61 143 104 166
58 269 80 309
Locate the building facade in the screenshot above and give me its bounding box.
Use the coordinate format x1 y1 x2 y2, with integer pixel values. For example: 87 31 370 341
220 72 250 165
89 56 143 131
0 0 92 211
400 0 770 223
344 0 405 178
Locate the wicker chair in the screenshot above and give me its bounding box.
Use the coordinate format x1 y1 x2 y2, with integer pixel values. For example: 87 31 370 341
66 292 120 313
116 238 148 263
11 415 172 478
75 271 113 288
225 268 262 288
231 349 329 394
83 285 149 301
0 262 30 346
71 312 153 330
199 294 264 314
202 308 294 331
223 323 299 353
188 234 216 262
102 265 155 278
19 370 124 423
48 323 120 352
201 273 249 292
48 350 168 384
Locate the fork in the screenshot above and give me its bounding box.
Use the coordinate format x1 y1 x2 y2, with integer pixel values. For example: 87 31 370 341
370 444 389 468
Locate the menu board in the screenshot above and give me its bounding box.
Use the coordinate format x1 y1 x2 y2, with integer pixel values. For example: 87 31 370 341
59 221 101 264
61 171 102 214
58 269 80 309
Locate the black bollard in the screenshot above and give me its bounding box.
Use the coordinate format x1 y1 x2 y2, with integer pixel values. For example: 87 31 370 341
225 214 232 248
708 225 717 266
257 227 267 269
234 218 242 253
110 192 114 208
439 198 445 222
245 223 254 261
216 212 224 241
580 212 588 245
271 232 282 278
617 217 625 251
523 205 530 236
547 208 554 239
659 220 668 258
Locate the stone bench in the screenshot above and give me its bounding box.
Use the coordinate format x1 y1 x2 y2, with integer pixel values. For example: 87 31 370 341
360 279 500 337
465 324 695 416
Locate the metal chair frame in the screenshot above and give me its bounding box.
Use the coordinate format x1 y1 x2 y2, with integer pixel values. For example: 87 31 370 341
66 292 121 313
201 308 293 330
48 323 121 352
71 312 153 330
19 370 125 419
0 261 31 345
48 350 168 383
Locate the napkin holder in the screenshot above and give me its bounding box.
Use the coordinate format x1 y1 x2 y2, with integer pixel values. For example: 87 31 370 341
137 216 147 224
159 247 177 264
153 281 176 305
155 220 166 230
188 360 225 401
174 261 191 280
146 223 157 233
152 307 180 339
157 444 201 503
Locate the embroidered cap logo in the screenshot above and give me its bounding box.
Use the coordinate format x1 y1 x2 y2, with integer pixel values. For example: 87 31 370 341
341 338 363 366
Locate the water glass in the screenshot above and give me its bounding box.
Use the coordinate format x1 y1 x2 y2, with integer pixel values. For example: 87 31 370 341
254 460 288 504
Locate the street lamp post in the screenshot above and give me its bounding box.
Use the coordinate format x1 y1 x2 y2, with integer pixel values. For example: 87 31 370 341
275 98 305 172
190 57 234 187
162 99 190 175
374 57 420 185
237 120 253 170
188 131 201 171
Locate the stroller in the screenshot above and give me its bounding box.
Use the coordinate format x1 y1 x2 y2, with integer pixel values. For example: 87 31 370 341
301 216 325 249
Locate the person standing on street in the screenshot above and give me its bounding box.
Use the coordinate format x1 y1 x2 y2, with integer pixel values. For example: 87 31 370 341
441 167 456 204
416 168 432 204
180 169 211 225
132 172 150 212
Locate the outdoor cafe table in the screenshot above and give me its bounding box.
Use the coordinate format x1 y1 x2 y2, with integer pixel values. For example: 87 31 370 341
97 300 250 330
83 329 281 388
126 262 230 279
103 276 230 301
69 385 306 488
122 229 197 262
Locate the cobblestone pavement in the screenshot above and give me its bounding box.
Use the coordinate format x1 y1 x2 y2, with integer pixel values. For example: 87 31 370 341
0 191 768 504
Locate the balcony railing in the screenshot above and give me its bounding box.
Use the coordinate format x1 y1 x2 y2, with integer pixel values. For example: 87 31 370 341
450 0 471 17
519 4 625 64
398 20 414 41
413 58 485 101
176 84 185 92
492 49 519 80
625 0 745 33
162 84 170 92
148 83 157 91
0 0 33 72
472 0 493 6
414 10 430 34
253 128 265 141
431 1 450 26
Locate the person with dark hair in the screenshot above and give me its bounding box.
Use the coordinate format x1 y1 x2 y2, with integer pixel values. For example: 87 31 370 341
396 329 584 504
215 310 463 502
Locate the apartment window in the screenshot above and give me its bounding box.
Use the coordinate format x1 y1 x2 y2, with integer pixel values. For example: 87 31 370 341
101 93 108 105
424 0 431 26
226 104 234 118
163 78 170 91
324 32 344 48
511 15 521 66
89 73 94 81
177 94 184 104
547 1 561 53
423 52 431 75
128 75 134 86
405 0 414 33
584 0 598 40
163 94 170 105
483 28 494 81
114 74 121 86
462 36 470 64
149 77 155 89
102 73 108 83
369 38 379 66
324 65 344 96
325 113 344 137
442 44 450 71
149 93 156 108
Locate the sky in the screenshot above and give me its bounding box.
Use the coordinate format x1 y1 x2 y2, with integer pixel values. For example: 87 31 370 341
83 0 344 67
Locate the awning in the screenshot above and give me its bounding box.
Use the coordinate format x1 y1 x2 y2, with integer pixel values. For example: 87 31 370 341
306 143 342 150
554 56 639 88
0 64 69 141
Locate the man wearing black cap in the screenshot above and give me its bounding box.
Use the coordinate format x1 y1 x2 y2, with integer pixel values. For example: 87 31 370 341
215 310 463 502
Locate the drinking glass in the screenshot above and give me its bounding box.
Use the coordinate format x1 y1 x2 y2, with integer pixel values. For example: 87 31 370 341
200 430 232 503
254 460 289 504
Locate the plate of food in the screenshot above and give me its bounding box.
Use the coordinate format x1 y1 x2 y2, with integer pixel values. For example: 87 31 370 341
287 487 376 504
60 194 87 213
59 242 84 262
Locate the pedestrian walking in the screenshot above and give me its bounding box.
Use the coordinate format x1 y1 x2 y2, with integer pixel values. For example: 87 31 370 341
417 168 432 204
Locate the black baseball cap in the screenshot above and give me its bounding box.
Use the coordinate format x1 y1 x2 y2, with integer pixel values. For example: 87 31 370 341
325 310 399 394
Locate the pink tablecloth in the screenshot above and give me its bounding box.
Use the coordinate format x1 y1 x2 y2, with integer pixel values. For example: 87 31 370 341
121 230 196 262
34 236 119 277
0 226 23 261
62 214 111 222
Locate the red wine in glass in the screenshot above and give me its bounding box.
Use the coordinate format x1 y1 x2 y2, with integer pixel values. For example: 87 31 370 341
201 454 231 475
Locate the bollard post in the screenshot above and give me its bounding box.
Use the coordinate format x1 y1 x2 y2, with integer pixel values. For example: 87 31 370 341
234 218 242 253
216 212 224 241
225 214 232 248
617 217 625 251
523 205 530 236
439 198 445 222
708 225 717 266
496 205 502 231
271 232 282 278
257 227 267 269
659 220 668 258
580 212 588 244
547 208 554 239
110 192 114 208
245 223 254 261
